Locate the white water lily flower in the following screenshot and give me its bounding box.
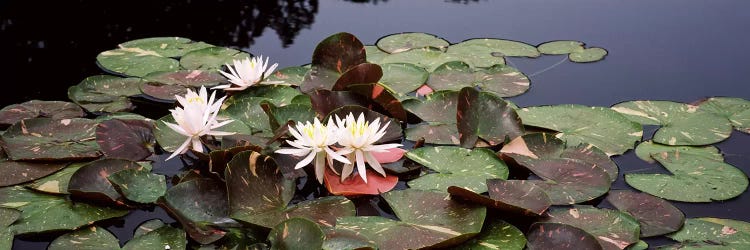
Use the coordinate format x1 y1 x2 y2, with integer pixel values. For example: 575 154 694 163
214 55 280 91
335 112 402 183
275 118 351 184
163 86 234 160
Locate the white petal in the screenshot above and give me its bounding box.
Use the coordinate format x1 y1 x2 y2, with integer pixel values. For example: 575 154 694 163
364 151 386 177
325 146 351 164
166 137 192 161
355 150 367 183
295 151 316 170
314 152 326 184
276 148 311 157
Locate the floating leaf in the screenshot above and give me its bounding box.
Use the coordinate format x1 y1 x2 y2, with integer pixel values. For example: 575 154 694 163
634 140 723 164
450 218 526 250
380 47 454 72
67 75 142 112
162 178 228 244
133 219 166 238
625 151 748 202
26 162 86 194
518 158 611 205
68 158 144 205
208 145 262 180
323 228 376 250
265 66 309 86
144 70 227 87
402 90 458 124
379 63 428 96
223 85 304 131
96 119 155 161
345 83 409 122
606 190 684 237
323 168 398 196
0 208 19 250
569 47 608 63
108 169 167 204
267 218 325 250
0 154 67 187
627 241 648 250
448 180 551 216
526 222 603 250
537 40 585 55
261 102 316 132
123 222 187 250
518 104 643 156
612 100 731 145
336 189 486 249
179 46 251 70
427 61 530 98
697 218 750 234
301 32 366 92
140 82 189 102
97 48 179 77
457 87 524 147
376 32 450 53
371 147 406 164
119 36 212 58
48 226 120 250
406 146 508 193
0 100 84 126
0 186 129 234
405 124 460 145
364 45 388 64
1 118 101 161
697 97 750 134
445 38 538 68
331 63 383 91
544 206 640 250
154 115 187 153
661 218 750 249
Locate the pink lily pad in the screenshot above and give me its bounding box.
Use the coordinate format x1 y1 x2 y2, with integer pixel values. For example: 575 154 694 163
371 148 406 164
416 84 434 97
324 167 398 196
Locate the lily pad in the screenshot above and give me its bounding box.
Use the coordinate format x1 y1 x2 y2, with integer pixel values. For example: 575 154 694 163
144 70 227 87
161 178 229 244
119 36 213 58
518 104 643 156
67 75 142 112
405 123 460 145
379 63 428 96
0 153 67 187
445 38 538 68
605 190 685 237
96 119 155 161
365 45 388 64
123 222 187 250
225 85 304 107
344 83 409 122
0 208 19 250
457 87 524 147
612 100 732 145
107 169 167 204
697 218 750 234
323 168 398 196
537 40 585 55
0 186 129 234
697 97 750 134
265 66 309 86
48 226 120 250
376 32 450 53
226 151 355 228
448 180 551 216
450 218 526 250
569 47 608 63
336 189 486 250
300 32 366 93
634 140 723 164
68 158 145 205
405 146 508 193
26 162 87 194
517 158 611 205
331 63 383 91
139 82 189 102
0 100 85 126
1 118 101 161
661 218 750 249
624 151 748 202
97 48 180 77
154 114 187 153
380 47 454 72
544 206 641 250
402 90 459 124
526 222 603 250
267 218 325 250
261 102 316 132
322 228 376 250
179 46 251 70
427 61 530 98
133 219 166 238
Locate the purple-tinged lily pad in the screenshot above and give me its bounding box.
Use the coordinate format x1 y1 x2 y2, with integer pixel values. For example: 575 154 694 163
208 145 262 181
307 89 368 117
543 206 641 250
144 69 228 87
96 119 155 161
331 63 383 91
140 82 189 102
527 222 603 250
451 218 526 250
0 150 67 187
267 218 325 250
0 100 85 126
300 32 367 93
406 146 508 193
605 190 684 237
457 87 524 148
518 157 611 205
1 118 101 161
448 179 551 216
68 158 145 205
345 83 409 122
336 189 486 249
161 178 229 244
26 162 87 194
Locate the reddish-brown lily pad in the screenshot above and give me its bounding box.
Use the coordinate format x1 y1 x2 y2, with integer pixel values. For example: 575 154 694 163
331 63 383 91
346 83 408 122
0 150 68 187
543 206 640 250
605 190 684 237
1 118 101 161
457 87 523 148
0 100 85 126
160 178 228 244
67 158 145 205
96 119 155 161
139 82 189 102
516 158 611 205
527 222 603 250
448 179 551 216
324 167 398 196
144 69 227 87
300 32 367 93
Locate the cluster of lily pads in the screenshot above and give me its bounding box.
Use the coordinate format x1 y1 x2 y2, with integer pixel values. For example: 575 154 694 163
0 32 748 249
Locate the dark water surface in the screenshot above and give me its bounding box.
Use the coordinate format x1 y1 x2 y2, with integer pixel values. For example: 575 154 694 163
3 0 750 249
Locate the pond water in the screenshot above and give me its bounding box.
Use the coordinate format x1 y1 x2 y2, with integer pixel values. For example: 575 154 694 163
3 0 750 249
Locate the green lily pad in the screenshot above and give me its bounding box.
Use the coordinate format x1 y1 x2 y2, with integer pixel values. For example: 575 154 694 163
450 218 526 250
144 70 227 87
612 100 732 145
697 97 750 134
364 45 388 64
133 219 166 238
261 102 316 132
68 158 145 205
379 63 428 96
518 104 643 156
661 218 750 249
0 186 129 234
107 169 166 204
323 228 376 250
97 48 180 77
265 66 309 86
208 146 263 181
300 32 367 93
123 222 187 250
625 151 748 202
225 85 304 107
376 32 450 53
162 178 228 244
336 189 486 250
0 208 19 250
569 47 608 63
427 61 530 98
526 222 603 250
96 119 155 161
26 162 87 194
457 87 524 147
544 206 641 250
179 46 251 70
0 152 67 187
67 75 143 112
0 100 85 126
380 47 454 72
154 115 186 153
634 140 723 164
500 133 619 182
222 98 273 132
406 146 508 193
445 38 538 68
606 190 685 237
405 123 460 145
48 226 120 250
697 218 750 234
627 241 648 250
226 151 355 229
537 40 585 55
119 36 213 58
402 90 459 124
1 118 101 161
448 180 551 216
267 218 325 250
